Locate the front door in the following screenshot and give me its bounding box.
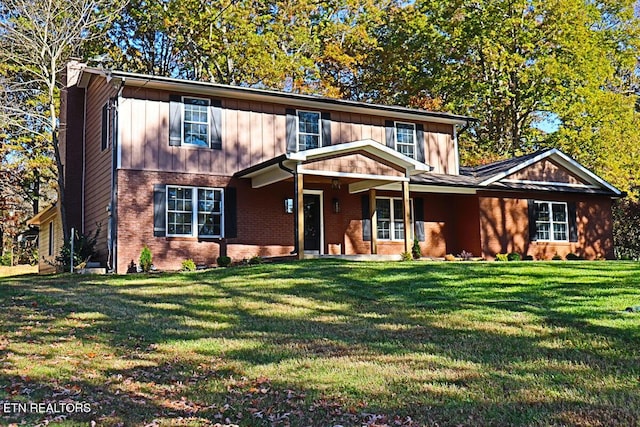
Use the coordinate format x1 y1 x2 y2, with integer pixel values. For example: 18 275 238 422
303 194 321 252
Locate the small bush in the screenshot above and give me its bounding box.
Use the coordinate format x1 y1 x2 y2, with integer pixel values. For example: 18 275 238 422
444 254 456 262
217 256 232 267
552 253 562 260
507 252 521 261
400 251 413 262
139 245 153 273
495 253 509 262
457 250 474 261
411 238 422 259
181 259 197 271
248 255 263 265
523 255 534 261
0 251 12 266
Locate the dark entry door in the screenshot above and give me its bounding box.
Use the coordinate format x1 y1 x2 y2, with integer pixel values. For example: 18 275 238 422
303 194 321 252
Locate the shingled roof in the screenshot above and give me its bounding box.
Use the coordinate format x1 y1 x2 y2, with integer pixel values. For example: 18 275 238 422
410 148 623 196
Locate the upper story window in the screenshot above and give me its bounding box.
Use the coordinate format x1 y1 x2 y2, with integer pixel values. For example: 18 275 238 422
535 201 568 241
395 122 416 159
297 110 321 150
183 97 210 147
376 197 413 241
166 185 224 238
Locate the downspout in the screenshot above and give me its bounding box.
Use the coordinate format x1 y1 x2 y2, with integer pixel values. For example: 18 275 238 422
278 159 298 255
81 84 87 233
108 78 125 272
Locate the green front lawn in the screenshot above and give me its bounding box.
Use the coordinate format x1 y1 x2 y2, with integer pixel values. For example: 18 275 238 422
1 260 639 426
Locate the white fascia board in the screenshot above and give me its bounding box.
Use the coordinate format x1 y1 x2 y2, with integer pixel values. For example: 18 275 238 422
549 150 623 195
375 183 477 194
348 180 397 194
288 139 431 174
298 169 410 181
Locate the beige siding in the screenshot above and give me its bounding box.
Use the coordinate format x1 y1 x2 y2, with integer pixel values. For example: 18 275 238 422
303 153 404 177
37 209 63 274
117 87 457 175
506 159 589 185
424 122 455 174
84 76 115 264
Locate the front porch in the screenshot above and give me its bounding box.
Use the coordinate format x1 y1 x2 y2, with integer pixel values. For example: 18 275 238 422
236 139 481 259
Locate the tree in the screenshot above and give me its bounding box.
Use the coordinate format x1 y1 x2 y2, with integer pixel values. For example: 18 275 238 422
352 0 640 192
0 0 125 242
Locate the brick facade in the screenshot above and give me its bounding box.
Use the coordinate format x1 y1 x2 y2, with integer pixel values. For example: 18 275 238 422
478 191 614 260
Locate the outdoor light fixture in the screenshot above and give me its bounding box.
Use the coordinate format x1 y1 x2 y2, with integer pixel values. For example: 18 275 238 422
331 178 341 190
284 198 294 214
332 197 341 213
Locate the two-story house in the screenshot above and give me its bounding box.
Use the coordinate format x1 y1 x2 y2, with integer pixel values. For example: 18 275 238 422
32 61 623 273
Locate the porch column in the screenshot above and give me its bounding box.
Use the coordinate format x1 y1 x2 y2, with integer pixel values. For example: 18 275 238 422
296 171 305 260
369 189 377 254
402 180 411 254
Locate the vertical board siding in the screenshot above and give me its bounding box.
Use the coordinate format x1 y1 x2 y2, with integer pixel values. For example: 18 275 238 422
224 99 239 175
237 101 252 170
250 104 263 167
84 76 115 264
116 85 456 176
262 103 275 159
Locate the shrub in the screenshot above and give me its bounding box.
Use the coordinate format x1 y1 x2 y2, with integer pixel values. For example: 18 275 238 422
400 251 413 262
552 253 562 260
523 255 535 261
457 250 474 261
181 259 197 271
248 255 263 265
217 256 232 267
495 253 508 262
565 253 583 261
507 252 521 261
139 245 153 272
411 238 422 259
56 226 101 272
444 254 457 262
0 251 12 266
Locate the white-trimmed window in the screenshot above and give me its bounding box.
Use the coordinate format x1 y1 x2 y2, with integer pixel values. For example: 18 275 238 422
297 110 321 150
535 201 568 241
167 186 223 237
183 97 210 147
376 197 413 241
395 122 416 159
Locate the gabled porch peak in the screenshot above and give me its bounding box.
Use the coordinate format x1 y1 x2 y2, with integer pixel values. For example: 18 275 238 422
236 139 432 189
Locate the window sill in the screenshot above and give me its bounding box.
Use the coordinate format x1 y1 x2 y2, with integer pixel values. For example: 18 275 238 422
532 240 571 245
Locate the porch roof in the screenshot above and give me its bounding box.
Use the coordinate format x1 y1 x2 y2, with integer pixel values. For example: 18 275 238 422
235 139 431 189
26 203 58 226
411 149 623 197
